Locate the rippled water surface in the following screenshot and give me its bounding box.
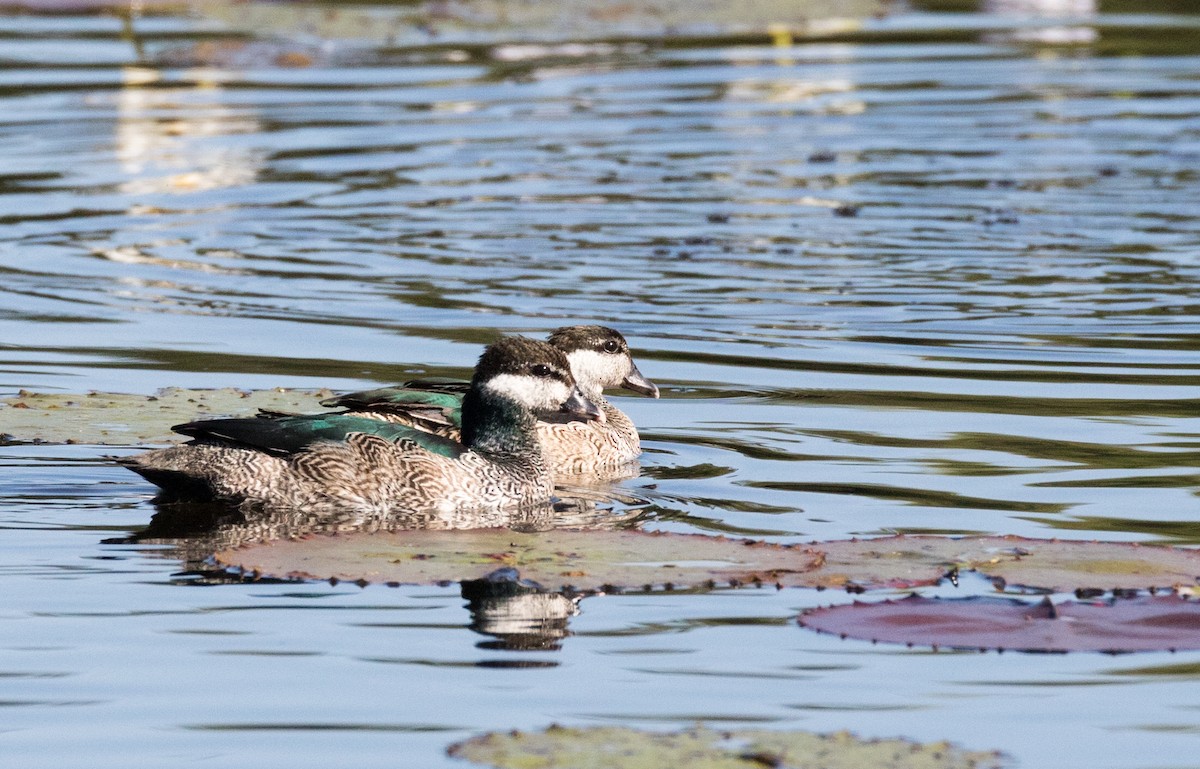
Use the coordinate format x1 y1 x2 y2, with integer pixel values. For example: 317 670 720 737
4 3 1200 767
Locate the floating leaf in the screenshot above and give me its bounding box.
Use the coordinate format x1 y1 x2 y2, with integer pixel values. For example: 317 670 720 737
0 388 331 445
189 0 889 48
799 594 1200 653
213 532 1200 593
816 535 1200 593
957 537 1200 592
215 529 826 592
447 724 1006 769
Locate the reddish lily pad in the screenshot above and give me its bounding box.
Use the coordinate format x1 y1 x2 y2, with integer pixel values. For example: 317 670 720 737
799 594 1200 653
213 531 1200 594
447 724 1006 769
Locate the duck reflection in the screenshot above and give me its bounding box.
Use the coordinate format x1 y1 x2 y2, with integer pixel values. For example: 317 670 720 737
117 481 648 650
129 480 646 549
463 569 582 652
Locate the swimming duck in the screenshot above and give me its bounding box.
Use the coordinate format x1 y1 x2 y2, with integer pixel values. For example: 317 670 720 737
322 325 658 474
120 337 602 517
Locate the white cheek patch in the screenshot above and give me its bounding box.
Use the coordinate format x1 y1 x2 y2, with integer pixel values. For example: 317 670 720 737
566 349 627 392
483 373 571 412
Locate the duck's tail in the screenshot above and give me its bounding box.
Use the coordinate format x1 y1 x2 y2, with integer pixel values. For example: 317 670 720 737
118 444 285 503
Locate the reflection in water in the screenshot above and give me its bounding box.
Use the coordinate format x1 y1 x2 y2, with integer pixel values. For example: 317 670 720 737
5 5 1200 768
114 65 261 197
107 480 650 654
463 568 581 652
124 482 647 551
115 481 648 645
982 0 1097 44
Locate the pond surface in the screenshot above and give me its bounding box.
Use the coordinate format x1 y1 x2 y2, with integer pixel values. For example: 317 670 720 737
3 2 1200 767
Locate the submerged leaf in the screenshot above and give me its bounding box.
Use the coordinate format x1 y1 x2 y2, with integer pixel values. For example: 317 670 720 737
213 532 1200 593
799 594 1200 653
447 724 1006 769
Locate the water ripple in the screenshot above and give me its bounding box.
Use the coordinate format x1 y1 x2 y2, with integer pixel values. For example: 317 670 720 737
2 6 1200 768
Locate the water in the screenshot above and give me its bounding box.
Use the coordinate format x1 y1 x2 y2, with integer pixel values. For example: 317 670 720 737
3 2 1200 767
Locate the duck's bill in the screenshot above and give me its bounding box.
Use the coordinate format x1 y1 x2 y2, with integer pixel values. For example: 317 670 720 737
562 390 606 422
621 364 660 398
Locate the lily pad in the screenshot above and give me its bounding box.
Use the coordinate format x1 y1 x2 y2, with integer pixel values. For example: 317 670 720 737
958 537 1200 593
446 724 1006 769
798 594 1200 653
0 388 331 445
213 532 1200 594
192 0 890 47
817 535 1200 593
215 529 827 592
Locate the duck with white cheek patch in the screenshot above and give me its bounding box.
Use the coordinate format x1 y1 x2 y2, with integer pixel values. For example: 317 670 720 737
324 325 659 475
537 325 658 473
119 337 603 518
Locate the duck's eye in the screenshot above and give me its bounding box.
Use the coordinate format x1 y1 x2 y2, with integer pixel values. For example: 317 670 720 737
600 340 620 354
530 364 553 378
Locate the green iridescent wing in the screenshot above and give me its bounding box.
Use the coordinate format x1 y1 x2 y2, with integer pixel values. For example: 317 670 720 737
320 380 466 429
174 413 464 458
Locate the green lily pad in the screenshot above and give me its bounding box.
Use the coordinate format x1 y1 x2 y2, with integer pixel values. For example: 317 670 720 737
0 388 331 445
446 724 1006 769
191 0 890 47
215 529 827 592
951 537 1200 593
816 535 1200 593
213 532 1200 594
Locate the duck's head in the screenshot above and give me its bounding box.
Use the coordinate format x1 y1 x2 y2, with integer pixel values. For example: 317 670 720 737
547 325 659 401
473 336 604 422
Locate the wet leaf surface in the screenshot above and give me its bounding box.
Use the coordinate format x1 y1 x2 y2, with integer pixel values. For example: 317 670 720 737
177 0 890 48
959 537 1200 593
215 529 827 592
447 724 1006 769
817 535 1200 593
213 532 1200 593
0 389 330 445
798 594 1200 653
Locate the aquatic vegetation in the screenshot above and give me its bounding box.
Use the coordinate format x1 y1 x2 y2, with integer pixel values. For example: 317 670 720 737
799 594 1200 654
0 389 330 445
12 388 1199 656
215 529 829 591
214 531 1200 596
6 0 1200 765
447 724 1006 769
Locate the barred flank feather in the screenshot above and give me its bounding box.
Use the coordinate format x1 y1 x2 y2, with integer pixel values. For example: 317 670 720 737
120 336 574 516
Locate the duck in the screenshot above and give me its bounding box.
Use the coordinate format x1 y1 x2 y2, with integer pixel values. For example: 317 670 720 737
323 325 658 474
120 337 603 518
